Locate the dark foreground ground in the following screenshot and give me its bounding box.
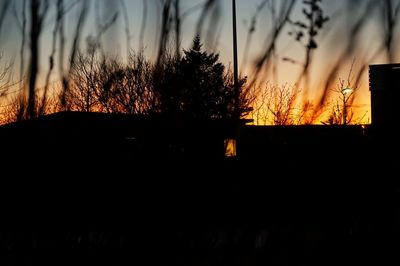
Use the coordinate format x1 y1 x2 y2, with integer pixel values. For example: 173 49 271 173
2 154 400 266
1 114 399 265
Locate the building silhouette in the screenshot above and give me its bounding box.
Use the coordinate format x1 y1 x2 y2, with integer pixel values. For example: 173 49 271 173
369 63 400 126
1 66 399 265
0 110 393 265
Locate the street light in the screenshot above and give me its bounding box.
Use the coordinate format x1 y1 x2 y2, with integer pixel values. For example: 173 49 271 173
342 87 352 95
341 87 353 125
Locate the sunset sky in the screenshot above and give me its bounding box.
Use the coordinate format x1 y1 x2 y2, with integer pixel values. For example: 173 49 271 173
1 0 399 124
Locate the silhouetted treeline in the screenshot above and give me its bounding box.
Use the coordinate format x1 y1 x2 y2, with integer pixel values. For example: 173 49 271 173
0 35 251 124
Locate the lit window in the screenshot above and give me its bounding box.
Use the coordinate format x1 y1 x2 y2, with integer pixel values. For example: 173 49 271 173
224 139 237 157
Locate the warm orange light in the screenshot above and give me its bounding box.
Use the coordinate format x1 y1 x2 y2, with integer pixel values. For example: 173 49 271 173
224 139 237 157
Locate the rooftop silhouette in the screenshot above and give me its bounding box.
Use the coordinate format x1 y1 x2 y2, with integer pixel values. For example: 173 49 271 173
0 61 399 266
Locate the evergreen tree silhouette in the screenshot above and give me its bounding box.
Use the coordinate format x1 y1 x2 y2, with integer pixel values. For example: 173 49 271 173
156 36 248 120
178 35 226 119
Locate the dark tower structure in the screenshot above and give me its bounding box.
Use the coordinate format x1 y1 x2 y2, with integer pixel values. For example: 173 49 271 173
369 63 400 126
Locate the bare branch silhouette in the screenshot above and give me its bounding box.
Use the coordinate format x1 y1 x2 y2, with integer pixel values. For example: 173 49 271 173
156 0 173 65
2 0 398 127
322 59 369 125
119 0 132 58
381 0 400 62
94 0 119 57
41 0 67 116
58 0 65 81
64 49 101 112
309 1 374 116
196 0 221 50
251 0 296 87
20 0 27 89
181 2 203 20
139 0 148 51
27 0 49 119
288 0 329 92
0 1 11 44
250 82 314 125
106 51 156 115
174 0 181 59
60 0 88 109
241 0 268 77
10 0 27 89
0 54 15 100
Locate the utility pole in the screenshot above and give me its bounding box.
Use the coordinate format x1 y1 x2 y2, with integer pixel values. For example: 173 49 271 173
231 0 240 158
232 0 239 122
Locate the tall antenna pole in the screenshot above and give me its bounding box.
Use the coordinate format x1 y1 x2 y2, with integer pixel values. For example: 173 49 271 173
232 0 239 121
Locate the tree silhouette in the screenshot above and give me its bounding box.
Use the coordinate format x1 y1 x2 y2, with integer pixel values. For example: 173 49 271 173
249 83 315 125
323 62 361 126
103 51 156 115
152 53 180 116
157 36 249 120
63 42 104 112
180 35 226 119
